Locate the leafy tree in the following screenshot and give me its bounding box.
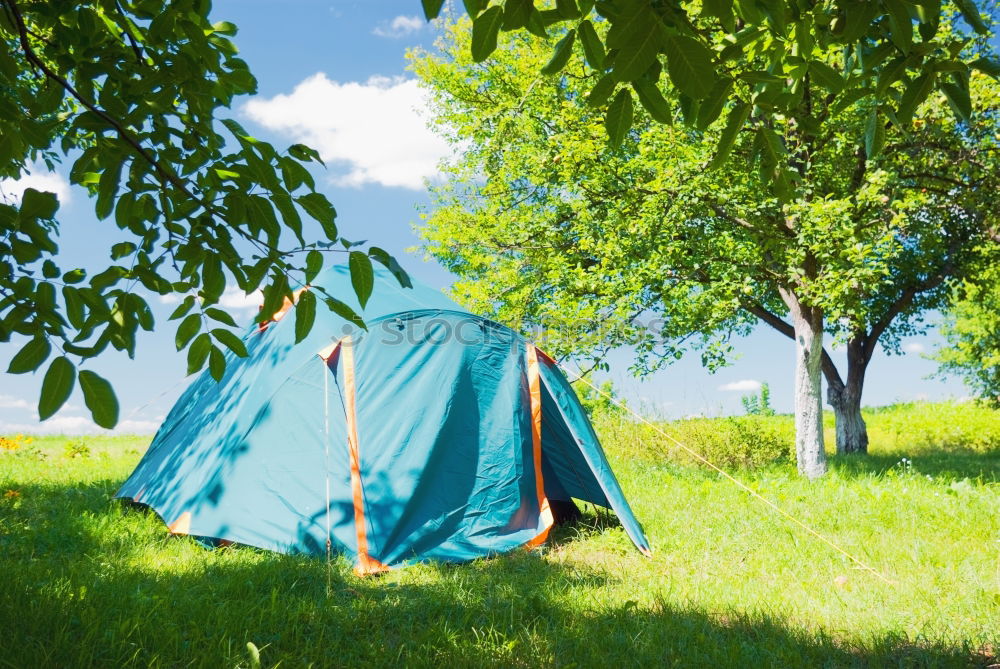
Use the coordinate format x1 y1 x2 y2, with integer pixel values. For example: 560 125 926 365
742 383 776 416
419 0 999 199
934 248 1000 404
0 0 407 428
412 17 999 477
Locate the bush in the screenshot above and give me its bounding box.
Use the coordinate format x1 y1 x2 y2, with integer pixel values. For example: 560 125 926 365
864 401 1000 453
597 413 793 470
573 377 625 419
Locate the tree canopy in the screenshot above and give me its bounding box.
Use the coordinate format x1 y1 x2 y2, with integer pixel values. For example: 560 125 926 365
420 0 999 202
412 14 999 475
0 0 407 428
935 248 1000 404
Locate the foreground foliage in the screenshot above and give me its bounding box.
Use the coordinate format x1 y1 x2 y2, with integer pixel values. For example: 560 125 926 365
0 0 406 428
420 0 998 183
1 401 997 667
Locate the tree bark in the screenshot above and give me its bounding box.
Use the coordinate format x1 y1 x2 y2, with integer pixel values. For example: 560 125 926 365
825 338 870 454
781 288 828 479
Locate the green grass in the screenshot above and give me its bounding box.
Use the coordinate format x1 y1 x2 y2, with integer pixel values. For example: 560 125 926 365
1 401 998 667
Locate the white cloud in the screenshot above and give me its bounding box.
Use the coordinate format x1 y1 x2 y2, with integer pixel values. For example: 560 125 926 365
718 379 762 392
902 341 926 354
373 15 424 38
158 287 262 311
0 163 72 205
243 73 451 189
0 394 32 410
115 419 160 433
219 287 263 311
0 414 159 435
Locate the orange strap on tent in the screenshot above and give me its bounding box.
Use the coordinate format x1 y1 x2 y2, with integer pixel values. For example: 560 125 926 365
524 344 554 549
339 336 389 575
168 511 191 535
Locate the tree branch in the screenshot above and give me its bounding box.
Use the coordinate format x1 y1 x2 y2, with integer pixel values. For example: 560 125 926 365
5 0 198 206
741 296 844 390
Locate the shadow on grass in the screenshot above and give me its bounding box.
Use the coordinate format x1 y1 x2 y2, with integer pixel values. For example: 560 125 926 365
829 448 1000 483
0 479 994 668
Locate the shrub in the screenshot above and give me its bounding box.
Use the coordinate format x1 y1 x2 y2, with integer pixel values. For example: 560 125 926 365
597 413 793 470
864 401 1000 453
573 377 625 419
62 440 91 459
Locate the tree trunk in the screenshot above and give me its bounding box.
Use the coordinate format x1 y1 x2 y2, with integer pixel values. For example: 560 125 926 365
782 289 828 479
826 338 870 454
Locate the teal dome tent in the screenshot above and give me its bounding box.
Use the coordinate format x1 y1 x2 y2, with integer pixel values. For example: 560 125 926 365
116 265 650 574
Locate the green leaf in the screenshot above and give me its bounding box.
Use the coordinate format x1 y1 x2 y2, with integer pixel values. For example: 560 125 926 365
288 143 324 165
541 29 576 75
349 251 374 308
422 0 445 20
605 88 634 149
577 20 605 70
663 35 716 100
208 346 226 382
296 193 338 240
941 80 972 122
7 336 51 374
175 313 202 350
306 250 324 282
294 289 316 343
212 328 248 357
169 295 196 320
897 71 936 125
632 79 672 124
696 79 733 130
201 256 225 300
809 61 846 94
951 0 989 34
471 6 504 62
463 0 486 18
325 297 366 330
212 21 238 35
187 333 212 375
19 188 59 219
79 370 118 429
271 192 304 245
865 108 886 159
586 74 617 107
702 0 735 31
556 0 580 19
503 0 531 30
96 159 124 220
38 356 76 421
875 57 907 97
970 56 1000 78
369 246 412 288
110 242 136 260
610 8 662 82
739 70 783 84
205 307 238 327
755 126 787 171
885 0 913 53
841 2 880 41
709 101 751 169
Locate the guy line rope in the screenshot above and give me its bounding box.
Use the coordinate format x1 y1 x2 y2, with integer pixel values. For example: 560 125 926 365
559 362 896 587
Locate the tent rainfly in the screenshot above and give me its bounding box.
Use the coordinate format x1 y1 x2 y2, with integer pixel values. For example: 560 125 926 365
116 265 650 574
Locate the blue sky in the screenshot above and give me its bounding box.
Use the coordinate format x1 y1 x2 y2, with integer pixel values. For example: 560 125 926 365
0 1 971 433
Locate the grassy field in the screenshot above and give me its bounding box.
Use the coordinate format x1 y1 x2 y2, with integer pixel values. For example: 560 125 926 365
1 401 998 667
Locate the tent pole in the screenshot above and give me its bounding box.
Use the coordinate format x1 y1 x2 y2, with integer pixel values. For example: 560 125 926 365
323 356 332 597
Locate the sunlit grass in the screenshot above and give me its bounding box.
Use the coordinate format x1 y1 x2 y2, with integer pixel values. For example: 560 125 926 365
1 401 998 667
